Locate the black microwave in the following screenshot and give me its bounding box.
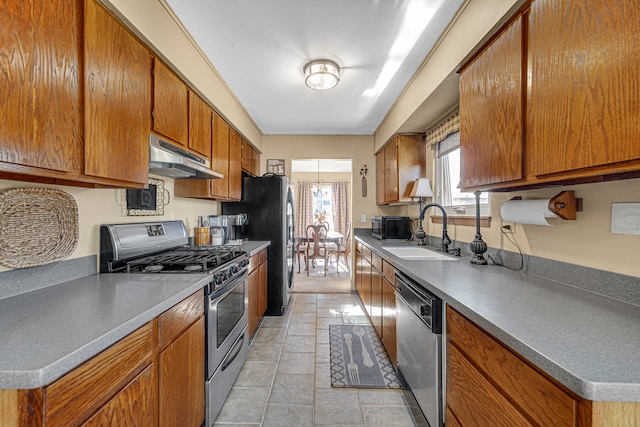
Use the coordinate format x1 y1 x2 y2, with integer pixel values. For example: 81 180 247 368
371 216 411 240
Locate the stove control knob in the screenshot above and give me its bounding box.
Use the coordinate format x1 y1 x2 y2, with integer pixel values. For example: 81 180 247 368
230 265 238 274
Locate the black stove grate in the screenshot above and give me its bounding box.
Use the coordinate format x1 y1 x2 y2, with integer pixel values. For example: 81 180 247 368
124 245 244 273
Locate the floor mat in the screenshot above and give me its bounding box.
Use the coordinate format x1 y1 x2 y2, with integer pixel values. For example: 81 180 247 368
329 324 400 388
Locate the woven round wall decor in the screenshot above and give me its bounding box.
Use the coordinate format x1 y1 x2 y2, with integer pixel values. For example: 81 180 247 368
0 188 79 269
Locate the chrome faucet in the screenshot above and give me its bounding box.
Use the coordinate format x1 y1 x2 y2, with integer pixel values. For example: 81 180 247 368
418 202 454 254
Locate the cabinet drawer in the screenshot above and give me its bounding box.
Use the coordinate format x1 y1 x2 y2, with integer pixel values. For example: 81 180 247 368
382 260 395 283
447 306 576 426
371 252 382 273
362 246 371 263
159 289 204 350
259 248 267 264
45 321 155 426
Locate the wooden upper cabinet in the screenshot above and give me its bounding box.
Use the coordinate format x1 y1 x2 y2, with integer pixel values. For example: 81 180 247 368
210 113 230 198
460 0 640 191
84 0 151 186
228 128 242 200
384 140 399 203
375 150 385 205
241 139 254 174
377 134 425 204
0 0 83 174
188 92 212 160
459 14 524 189
153 59 188 147
526 0 640 176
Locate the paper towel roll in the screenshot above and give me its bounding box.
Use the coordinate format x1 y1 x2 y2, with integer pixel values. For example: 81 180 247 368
500 199 558 226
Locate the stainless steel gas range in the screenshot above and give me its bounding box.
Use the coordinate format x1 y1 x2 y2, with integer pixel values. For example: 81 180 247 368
100 220 249 426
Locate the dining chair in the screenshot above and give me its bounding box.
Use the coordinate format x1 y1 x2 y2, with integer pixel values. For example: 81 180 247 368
305 224 328 276
329 222 351 273
295 238 308 273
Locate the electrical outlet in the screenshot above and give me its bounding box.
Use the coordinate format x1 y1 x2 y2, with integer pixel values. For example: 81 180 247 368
611 203 640 235
360 214 367 223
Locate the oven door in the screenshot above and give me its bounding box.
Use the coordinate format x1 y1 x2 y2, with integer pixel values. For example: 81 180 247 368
206 270 248 378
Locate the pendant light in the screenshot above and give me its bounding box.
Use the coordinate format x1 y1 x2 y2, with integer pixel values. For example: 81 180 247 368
312 160 327 197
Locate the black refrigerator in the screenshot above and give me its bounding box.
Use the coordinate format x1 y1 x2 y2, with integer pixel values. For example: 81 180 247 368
222 174 294 315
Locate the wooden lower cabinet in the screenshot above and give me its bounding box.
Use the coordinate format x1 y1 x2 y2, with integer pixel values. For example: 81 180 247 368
1 289 205 427
381 261 396 366
446 305 640 426
159 316 205 427
355 244 397 366
248 249 268 336
369 253 383 338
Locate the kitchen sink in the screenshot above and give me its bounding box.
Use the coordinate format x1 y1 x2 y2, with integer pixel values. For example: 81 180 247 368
381 246 459 261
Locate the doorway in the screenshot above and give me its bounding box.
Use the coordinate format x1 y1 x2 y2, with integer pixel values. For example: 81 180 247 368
290 159 352 293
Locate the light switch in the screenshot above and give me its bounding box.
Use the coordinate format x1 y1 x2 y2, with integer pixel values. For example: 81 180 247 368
611 203 640 235
360 214 367 223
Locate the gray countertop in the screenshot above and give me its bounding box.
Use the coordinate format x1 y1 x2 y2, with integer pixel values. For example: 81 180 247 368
241 240 271 256
0 273 210 389
0 241 269 390
355 230 640 402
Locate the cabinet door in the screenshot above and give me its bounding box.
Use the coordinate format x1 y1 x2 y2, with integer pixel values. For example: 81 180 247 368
83 364 157 427
0 0 82 174
188 91 212 160
375 151 385 205
370 269 382 338
228 128 242 201
252 147 260 175
84 0 151 185
248 269 260 336
381 277 396 366
241 139 253 173
210 113 230 198
396 134 426 202
153 60 188 146
383 139 399 203
258 258 268 317
527 0 640 176
159 316 205 427
459 15 524 189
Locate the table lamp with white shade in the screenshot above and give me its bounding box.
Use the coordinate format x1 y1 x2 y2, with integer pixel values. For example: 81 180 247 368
409 178 434 245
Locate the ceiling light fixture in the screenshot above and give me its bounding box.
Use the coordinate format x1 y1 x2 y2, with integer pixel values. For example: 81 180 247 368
304 59 340 90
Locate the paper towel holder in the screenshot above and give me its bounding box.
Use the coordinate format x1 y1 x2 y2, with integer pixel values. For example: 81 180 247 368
509 191 583 220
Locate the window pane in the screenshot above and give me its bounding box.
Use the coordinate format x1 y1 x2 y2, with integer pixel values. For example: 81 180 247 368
438 148 488 209
312 185 333 229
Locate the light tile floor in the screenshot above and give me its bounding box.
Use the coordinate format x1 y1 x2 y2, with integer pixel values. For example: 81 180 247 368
214 292 422 426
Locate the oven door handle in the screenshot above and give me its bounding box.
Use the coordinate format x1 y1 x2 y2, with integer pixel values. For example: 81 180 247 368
221 332 245 372
209 270 248 302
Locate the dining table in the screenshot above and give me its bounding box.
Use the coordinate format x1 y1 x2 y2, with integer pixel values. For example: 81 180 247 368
294 230 344 272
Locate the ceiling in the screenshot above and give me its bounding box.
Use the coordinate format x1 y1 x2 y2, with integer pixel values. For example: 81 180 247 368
165 0 465 135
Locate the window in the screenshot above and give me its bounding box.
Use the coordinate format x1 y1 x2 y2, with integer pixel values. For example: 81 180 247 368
436 133 489 216
312 184 334 230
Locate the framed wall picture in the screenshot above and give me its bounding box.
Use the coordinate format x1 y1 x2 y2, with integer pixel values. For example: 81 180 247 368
267 159 285 175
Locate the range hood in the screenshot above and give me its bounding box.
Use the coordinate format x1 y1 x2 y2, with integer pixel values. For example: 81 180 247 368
149 134 223 179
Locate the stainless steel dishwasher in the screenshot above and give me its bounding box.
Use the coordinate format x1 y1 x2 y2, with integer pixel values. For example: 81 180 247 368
395 271 443 427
